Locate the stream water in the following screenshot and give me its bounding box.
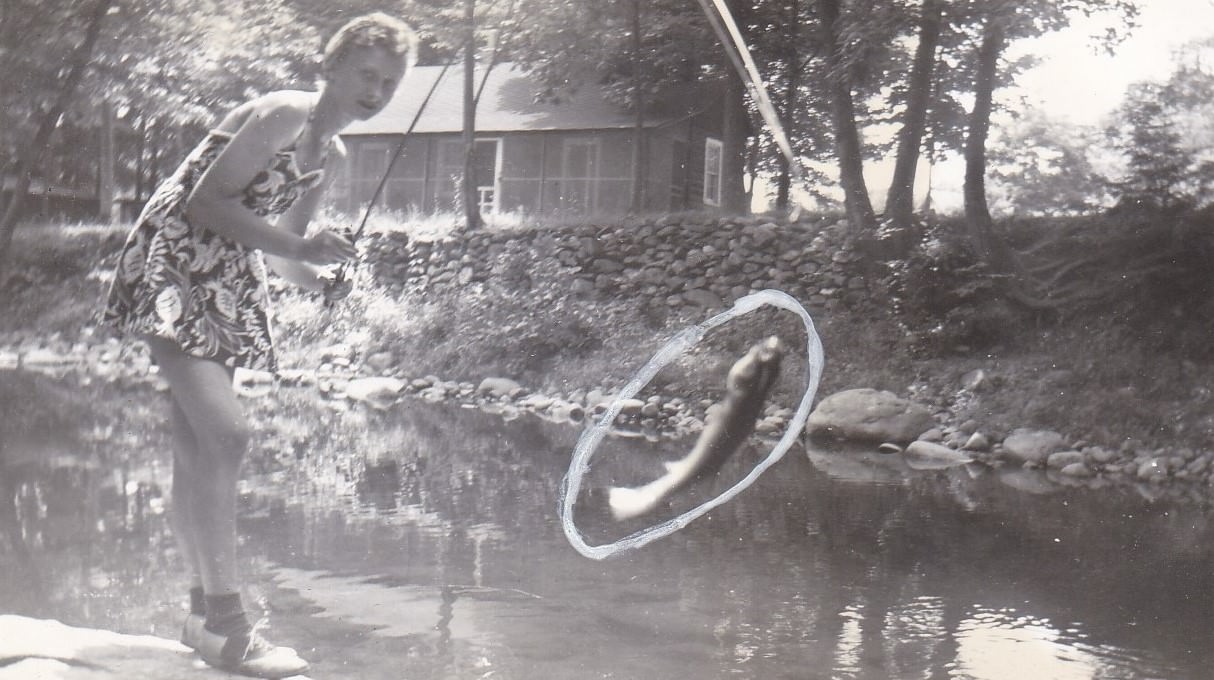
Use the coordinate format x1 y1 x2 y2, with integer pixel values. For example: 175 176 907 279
2 365 1214 679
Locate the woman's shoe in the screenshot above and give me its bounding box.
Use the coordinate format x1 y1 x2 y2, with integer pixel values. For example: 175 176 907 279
181 613 206 649
193 624 310 679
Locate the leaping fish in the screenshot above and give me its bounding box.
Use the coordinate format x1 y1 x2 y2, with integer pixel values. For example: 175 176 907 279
608 336 785 520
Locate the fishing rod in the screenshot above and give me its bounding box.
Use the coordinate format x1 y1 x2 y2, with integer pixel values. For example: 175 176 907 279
326 60 454 301
693 0 810 220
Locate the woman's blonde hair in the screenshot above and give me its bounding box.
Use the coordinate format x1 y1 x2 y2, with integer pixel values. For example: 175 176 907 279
322 12 418 74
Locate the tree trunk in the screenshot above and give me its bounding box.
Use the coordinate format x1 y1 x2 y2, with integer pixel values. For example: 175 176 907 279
775 0 802 211
885 0 942 229
721 56 749 214
817 0 876 235
629 0 647 213
461 0 482 230
0 0 113 273
98 100 115 223
963 17 1012 273
715 0 749 214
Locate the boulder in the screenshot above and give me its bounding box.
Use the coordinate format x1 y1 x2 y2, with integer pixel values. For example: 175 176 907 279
0 615 252 680
807 388 935 444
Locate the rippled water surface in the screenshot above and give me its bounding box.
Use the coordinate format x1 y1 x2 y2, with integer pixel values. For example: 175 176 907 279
3 366 1214 679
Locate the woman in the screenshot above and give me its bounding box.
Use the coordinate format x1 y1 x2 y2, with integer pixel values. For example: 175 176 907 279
102 13 417 678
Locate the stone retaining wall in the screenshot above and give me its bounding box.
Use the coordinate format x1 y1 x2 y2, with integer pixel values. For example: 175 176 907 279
360 213 873 313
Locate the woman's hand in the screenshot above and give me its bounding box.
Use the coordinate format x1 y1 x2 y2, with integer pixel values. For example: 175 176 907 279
300 229 357 265
322 274 355 303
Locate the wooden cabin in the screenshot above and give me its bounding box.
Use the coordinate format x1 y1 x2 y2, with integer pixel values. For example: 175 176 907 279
334 63 728 217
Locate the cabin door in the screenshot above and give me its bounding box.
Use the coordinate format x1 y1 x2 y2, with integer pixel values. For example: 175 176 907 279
437 138 501 214
560 138 599 212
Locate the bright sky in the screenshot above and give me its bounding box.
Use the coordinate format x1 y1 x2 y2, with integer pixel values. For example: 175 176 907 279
762 1 1214 212
1011 0 1214 124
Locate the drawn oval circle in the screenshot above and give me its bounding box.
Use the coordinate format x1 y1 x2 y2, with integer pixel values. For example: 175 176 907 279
560 289 825 560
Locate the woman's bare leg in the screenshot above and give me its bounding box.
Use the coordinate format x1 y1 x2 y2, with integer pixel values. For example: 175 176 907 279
147 337 249 596
169 397 205 593
147 339 307 674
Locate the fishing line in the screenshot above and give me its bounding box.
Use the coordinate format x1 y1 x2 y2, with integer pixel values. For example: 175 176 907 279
559 289 825 561
331 60 455 290
693 0 810 218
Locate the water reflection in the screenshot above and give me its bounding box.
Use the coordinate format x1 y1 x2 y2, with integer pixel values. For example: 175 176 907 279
2 366 1212 679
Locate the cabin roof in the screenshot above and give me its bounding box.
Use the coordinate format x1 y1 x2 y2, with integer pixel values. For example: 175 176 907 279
342 63 694 136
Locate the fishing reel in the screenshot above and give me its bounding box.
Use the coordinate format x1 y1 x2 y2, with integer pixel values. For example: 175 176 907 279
321 227 359 306
321 267 354 304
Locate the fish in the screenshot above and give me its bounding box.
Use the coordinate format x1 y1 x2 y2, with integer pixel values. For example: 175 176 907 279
608 336 785 520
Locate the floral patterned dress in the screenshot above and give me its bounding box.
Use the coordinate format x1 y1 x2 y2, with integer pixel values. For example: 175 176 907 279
101 128 326 373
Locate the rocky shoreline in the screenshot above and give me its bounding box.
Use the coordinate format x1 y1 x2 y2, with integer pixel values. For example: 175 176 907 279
6 330 1213 507
4 211 1212 506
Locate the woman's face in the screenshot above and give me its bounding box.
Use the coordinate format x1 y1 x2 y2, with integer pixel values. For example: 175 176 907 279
326 45 409 121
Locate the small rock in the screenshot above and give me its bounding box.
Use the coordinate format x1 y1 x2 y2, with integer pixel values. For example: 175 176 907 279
618 398 646 416
1059 462 1094 477
1186 456 1211 476
755 417 783 435
591 258 624 274
477 377 522 398
961 369 990 391
319 343 354 361
365 351 395 372
1002 429 1067 466
346 377 405 409
683 288 724 309
919 428 944 443
1137 457 1170 482
963 432 991 451
904 440 973 470
945 430 969 448
1046 450 1085 470
522 395 554 410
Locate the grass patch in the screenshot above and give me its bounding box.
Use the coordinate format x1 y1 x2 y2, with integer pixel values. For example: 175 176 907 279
8 209 1214 453
1 220 128 336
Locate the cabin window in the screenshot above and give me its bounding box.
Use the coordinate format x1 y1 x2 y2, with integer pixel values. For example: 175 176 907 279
560 138 600 211
354 142 391 207
703 137 723 207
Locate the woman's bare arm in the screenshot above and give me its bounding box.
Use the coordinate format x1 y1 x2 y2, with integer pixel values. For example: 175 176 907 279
265 140 350 289
184 94 354 266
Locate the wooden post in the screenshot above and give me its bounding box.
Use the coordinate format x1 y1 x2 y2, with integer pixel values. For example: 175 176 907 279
629 0 647 213
461 0 482 230
538 134 547 212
